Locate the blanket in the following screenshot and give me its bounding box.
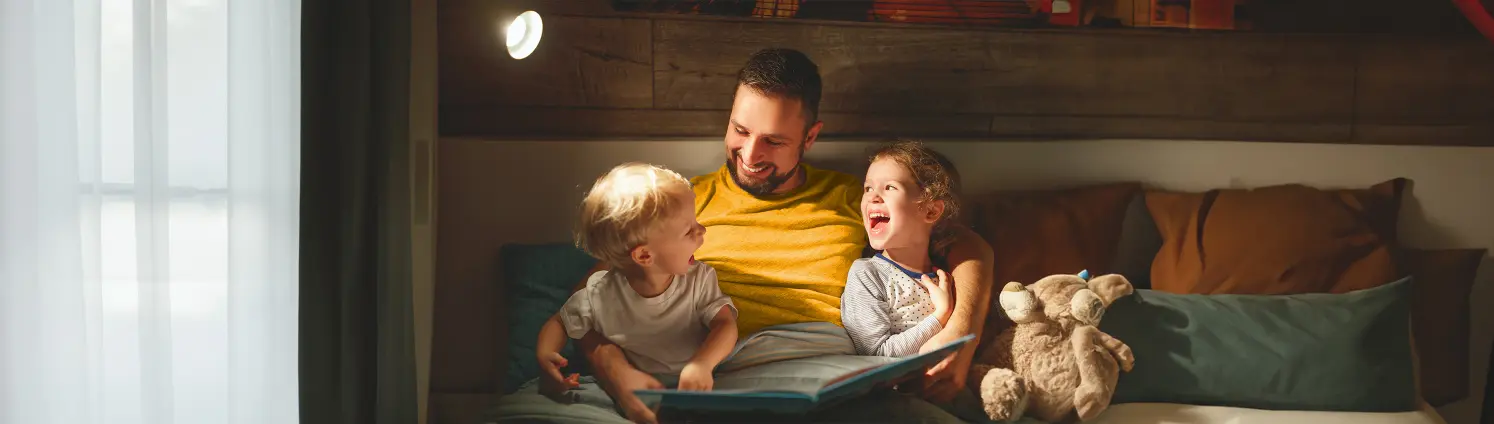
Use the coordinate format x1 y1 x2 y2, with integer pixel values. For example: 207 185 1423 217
486 322 985 423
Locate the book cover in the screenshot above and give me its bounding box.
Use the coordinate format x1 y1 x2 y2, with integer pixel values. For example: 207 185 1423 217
633 334 976 415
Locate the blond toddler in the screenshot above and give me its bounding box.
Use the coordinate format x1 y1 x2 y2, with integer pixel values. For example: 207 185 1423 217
535 163 739 397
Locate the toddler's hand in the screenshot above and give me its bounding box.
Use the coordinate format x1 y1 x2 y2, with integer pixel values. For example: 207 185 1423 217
919 269 954 324
537 351 580 397
678 362 714 391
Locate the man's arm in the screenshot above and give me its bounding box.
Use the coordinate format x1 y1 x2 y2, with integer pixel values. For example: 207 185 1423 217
919 226 995 402
578 330 662 424
942 227 995 344
577 329 633 387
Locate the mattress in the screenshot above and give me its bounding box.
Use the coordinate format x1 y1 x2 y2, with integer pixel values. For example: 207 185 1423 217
1092 402 1446 424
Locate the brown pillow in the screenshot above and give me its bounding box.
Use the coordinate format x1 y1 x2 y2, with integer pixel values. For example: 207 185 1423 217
1402 248 1486 407
1146 178 1407 294
967 182 1141 351
970 182 1142 285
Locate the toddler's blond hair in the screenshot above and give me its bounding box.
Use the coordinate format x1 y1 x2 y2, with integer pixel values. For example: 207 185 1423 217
575 163 693 269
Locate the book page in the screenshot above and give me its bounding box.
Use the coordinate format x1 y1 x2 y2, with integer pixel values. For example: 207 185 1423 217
817 334 975 402
713 376 829 396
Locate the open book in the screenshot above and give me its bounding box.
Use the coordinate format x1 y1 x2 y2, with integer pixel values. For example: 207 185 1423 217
633 333 975 415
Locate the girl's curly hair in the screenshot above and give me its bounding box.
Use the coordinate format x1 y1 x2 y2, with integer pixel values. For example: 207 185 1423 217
868 139 964 258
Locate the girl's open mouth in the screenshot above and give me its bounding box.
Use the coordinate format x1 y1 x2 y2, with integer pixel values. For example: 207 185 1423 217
868 212 890 233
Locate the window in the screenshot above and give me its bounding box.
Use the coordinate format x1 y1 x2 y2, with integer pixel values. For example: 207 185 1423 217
3 1 300 422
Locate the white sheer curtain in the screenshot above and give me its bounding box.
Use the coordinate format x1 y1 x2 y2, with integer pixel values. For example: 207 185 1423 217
1 0 301 423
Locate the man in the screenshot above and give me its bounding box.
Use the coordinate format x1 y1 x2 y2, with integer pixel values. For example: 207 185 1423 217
516 48 995 424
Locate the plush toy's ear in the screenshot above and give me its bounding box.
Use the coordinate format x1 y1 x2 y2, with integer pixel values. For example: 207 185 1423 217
999 282 1040 324
1086 274 1134 306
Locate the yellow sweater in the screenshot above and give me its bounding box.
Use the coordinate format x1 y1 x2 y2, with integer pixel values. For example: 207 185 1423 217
690 164 867 337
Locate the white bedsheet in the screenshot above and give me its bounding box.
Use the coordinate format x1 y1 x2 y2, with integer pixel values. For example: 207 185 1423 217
1093 402 1446 424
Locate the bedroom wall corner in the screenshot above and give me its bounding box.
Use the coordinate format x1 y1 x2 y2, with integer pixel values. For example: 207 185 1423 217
410 0 438 423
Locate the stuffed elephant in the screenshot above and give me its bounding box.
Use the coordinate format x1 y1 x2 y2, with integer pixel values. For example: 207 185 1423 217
967 272 1136 423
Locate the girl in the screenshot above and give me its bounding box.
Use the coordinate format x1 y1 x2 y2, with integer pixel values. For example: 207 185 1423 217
841 140 964 357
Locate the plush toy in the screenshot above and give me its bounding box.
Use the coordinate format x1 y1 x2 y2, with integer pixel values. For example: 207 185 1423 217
968 271 1136 423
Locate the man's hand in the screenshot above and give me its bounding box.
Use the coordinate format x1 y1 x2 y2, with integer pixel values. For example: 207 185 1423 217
678 361 715 391
920 329 976 403
581 329 663 424
536 351 581 398
608 365 665 424
918 226 994 404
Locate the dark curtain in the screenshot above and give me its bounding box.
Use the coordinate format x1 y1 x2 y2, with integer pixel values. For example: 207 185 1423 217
300 0 418 423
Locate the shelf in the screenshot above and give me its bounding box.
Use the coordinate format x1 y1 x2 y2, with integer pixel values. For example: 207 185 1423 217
439 0 1494 146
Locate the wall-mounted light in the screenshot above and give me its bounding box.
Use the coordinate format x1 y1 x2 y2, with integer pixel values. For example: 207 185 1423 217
504 11 543 60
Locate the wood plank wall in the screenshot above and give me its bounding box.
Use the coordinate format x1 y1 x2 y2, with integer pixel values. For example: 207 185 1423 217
439 0 1494 146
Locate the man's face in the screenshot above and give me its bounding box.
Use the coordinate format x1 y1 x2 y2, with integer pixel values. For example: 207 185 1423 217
723 85 822 197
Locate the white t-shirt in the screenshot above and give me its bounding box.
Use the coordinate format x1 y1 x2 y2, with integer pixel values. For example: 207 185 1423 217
558 261 737 375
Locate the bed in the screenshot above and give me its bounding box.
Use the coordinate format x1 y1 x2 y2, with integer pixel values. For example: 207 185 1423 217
1092 402 1447 424
478 176 1484 424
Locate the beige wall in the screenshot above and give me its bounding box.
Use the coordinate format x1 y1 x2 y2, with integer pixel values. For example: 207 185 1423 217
436 137 1494 424
411 0 438 423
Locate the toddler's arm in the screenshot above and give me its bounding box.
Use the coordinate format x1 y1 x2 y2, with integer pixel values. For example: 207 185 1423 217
841 262 944 357
536 315 569 359
536 287 598 396
679 267 739 391
688 306 738 370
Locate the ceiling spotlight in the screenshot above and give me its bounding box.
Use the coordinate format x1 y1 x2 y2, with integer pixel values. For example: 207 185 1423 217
505 11 543 60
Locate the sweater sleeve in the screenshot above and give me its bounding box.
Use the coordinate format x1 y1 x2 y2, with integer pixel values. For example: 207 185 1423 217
841 260 944 357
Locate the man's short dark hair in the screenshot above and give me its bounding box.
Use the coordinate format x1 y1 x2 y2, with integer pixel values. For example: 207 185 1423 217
735 48 823 131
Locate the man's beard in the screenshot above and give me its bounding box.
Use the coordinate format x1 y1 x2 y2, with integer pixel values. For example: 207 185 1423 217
727 151 802 197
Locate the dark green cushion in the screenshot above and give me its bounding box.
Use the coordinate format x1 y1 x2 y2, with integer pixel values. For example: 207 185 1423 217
500 243 599 394
1098 276 1418 412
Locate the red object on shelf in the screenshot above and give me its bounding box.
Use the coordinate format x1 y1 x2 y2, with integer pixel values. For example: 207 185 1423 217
1452 0 1494 45
1047 0 1082 26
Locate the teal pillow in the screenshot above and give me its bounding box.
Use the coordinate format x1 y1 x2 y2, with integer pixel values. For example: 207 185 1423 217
500 243 599 394
1097 277 1418 413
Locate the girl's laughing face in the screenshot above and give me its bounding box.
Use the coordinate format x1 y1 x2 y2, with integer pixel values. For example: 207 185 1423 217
861 158 941 252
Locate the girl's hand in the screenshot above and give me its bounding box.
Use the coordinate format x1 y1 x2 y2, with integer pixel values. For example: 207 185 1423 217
919 269 954 326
